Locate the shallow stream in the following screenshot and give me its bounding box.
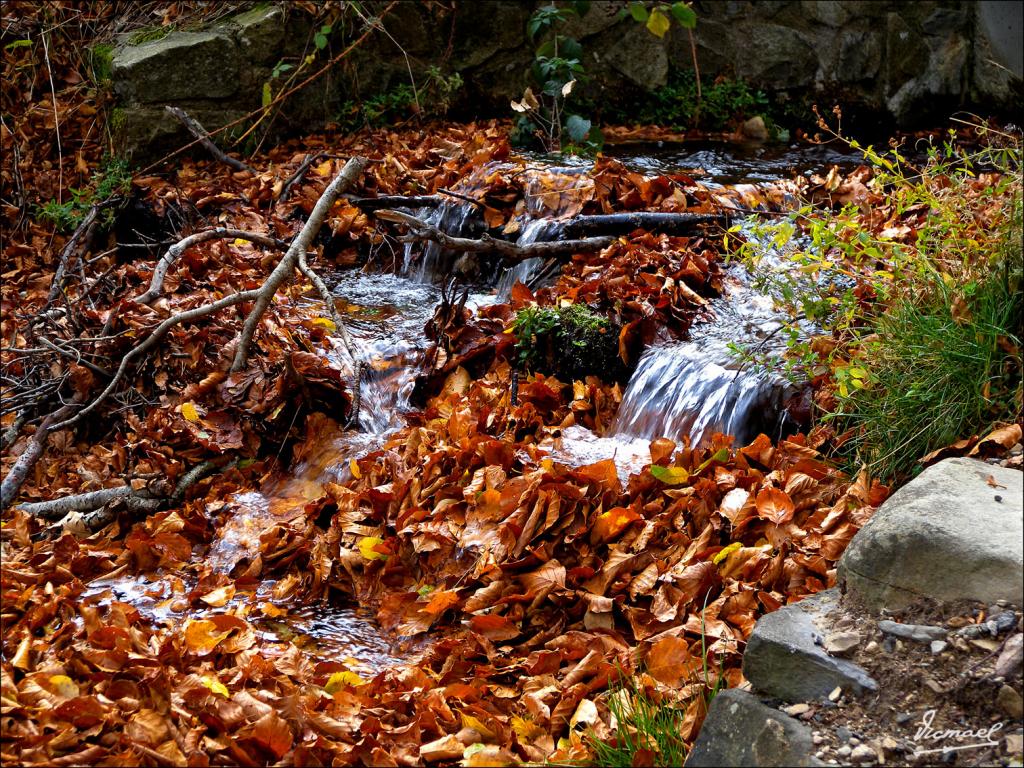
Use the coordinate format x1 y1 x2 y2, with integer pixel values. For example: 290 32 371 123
86 139 849 667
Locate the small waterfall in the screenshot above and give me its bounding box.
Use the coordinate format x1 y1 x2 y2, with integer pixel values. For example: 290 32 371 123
610 341 794 447
402 200 478 282
495 219 562 300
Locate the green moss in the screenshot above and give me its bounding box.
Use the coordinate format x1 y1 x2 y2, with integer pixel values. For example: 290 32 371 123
90 43 115 84
127 25 173 46
109 106 127 131
512 303 625 381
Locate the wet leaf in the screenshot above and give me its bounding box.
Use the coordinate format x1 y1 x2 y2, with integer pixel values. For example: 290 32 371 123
325 671 367 693
183 619 231 655
181 402 200 422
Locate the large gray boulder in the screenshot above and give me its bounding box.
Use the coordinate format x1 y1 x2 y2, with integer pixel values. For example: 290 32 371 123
112 31 240 103
839 458 1023 610
743 588 877 702
686 689 822 767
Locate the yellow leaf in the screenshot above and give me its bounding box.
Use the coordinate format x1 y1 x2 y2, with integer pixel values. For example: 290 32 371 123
232 238 251 246
49 674 79 698
649 464 690 484
314 160 334 177
358 536 387 561
325 670 366 693
511 715 546 743
201 675 229 697
646 7 671 37
713 541 743 565
199 584 236 607
349 458 361 479
11 637 32 670
181 402 200 422
461 712 497 740
312 317 337 332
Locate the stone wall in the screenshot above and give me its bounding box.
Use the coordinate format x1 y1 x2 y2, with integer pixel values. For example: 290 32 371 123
108 1 1022 162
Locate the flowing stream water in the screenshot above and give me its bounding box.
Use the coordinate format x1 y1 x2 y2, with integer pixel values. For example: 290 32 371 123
85 139 857 664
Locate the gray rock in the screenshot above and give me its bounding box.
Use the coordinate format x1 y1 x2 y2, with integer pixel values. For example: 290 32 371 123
878 620 947 643
231 5 285 65
836 745 852 758
744 589 878 702
741 116 769 142
601 22 668 90
839 458 1024 610
995 634 1024 679
112 31 240 103
686 689 822 767
825 631 861 655
735 23 817 88
930 640 948 655
997 685 1024 719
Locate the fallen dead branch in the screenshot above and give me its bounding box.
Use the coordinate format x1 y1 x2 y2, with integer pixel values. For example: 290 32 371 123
134 228 287 306
374 209 614 261
348 194 443 209
15 459 226 528
559 211 729 237
0 397 82 510
165 106 255 173
232 156 368 372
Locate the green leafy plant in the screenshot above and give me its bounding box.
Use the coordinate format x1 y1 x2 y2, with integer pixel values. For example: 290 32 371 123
605 69 767 131
38 156 132 233
731 117 1022 480
511 2 600 153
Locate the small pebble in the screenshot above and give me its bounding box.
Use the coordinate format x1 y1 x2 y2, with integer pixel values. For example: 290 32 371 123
995 633 1024 679
813 733 826 745
864 640 879 653
826 630 862 655
878 619 947 643
837 745 852 758
849 736 861 746
836 726 852 742
895 711 913 725
785 702 810 716
850 743 877 763
930 640 948 654
829 686 843 702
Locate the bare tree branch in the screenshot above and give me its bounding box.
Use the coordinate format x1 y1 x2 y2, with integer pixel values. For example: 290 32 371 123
231 156 368 372
135 228 286 306
51 290 261 432
1 397 81 510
